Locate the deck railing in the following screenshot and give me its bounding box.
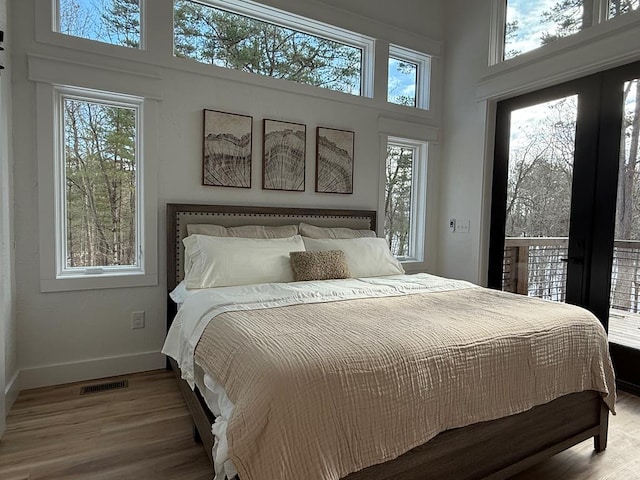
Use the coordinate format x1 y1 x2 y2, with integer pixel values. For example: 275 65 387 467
503 237 640 313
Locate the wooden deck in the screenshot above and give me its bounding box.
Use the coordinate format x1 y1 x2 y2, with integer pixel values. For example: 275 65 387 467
609 309 640 350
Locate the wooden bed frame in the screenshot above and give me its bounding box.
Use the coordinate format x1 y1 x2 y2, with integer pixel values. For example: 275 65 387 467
165 203 610 480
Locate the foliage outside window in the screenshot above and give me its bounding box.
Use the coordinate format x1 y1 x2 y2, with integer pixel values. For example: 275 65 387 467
388 57 418 107
505 96 577 237
57 0 141 48
608 0 639 18
503 0 639 61
384 140 426 260
387 45 430 110
173 0 365 95
58 88 142 274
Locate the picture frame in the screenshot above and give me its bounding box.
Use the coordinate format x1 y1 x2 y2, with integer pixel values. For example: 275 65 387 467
315 126 354 194
262 119 306 191
202 109 252 188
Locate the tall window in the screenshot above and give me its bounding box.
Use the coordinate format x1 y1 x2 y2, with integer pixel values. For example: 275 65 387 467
501 0 639 61
56 0 141 48
387 45 431 109
173 0 372 96
384 138 427 261
56 87 142 276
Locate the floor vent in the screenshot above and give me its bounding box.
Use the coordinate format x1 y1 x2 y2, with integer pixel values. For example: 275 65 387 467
80 379 129 395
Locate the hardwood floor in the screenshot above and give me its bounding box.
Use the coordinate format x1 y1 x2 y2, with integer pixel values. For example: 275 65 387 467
0 370 212 480
511 390 640 480
0 370 638 480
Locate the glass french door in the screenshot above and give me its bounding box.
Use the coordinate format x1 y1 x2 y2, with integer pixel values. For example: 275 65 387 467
489 62 640 393
600 66 640 391
496 95 578 303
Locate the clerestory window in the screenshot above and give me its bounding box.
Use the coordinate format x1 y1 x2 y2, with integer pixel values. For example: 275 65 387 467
55 0 142 48
500 0 639 62
173 0 374 96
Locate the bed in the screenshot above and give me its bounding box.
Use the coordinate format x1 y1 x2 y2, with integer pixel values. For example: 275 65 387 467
163 203 615 480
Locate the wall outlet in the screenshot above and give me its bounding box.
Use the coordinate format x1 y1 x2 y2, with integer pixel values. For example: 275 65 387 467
448 218 456 232
132 311 145 329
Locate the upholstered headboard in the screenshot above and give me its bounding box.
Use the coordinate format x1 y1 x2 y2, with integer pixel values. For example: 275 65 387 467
166 204 377 293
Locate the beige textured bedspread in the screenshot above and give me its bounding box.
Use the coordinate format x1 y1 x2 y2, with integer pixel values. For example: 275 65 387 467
195 287 616 480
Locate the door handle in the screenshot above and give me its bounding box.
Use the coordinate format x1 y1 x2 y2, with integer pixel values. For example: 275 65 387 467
560 256 584 264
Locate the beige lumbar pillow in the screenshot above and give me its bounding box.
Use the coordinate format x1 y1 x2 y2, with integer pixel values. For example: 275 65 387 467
301 237 404 278
289 250 351 282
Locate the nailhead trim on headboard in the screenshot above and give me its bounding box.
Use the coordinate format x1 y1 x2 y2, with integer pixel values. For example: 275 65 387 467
168 205 377 289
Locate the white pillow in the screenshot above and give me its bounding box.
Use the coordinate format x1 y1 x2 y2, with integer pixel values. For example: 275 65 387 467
183 234 305 288
299 222 376 239
187 223 299 238
302 237 404 278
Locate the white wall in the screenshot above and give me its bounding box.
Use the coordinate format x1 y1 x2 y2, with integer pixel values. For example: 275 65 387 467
439 0 640 285
10 0 444 391
0 0 17 433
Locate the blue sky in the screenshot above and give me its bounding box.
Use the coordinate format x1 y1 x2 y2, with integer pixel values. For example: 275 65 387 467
505 0 566 58
387 57 417 106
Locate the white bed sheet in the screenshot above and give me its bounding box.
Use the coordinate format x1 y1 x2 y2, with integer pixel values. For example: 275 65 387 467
195 365 237 480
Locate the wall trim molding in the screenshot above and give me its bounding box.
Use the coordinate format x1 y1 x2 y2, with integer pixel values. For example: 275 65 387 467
476 15 640 102
27 53 164 101
4 370 20 415
17 351 166 391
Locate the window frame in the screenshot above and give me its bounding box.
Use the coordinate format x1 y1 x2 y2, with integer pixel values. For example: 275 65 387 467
172 0 375 98
383 136 428 264
55 86 144 278
37 81 158 293
53 0 146 50
387 44 431 110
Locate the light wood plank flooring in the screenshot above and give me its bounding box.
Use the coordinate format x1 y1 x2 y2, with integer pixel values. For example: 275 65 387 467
511 390 640 479
0 370 212 480
1 369 639 480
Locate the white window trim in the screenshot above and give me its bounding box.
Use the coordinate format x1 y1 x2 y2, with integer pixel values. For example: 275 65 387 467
55 86 144 278
177 0 375 98
37 82 158 292
388 44 431 110
52 0 147 50
382 136 428 265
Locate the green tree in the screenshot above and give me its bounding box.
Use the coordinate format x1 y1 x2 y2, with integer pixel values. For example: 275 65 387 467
64 100 137 267
102 0 140 48
173 0 362 94
385 146 413 257
540 0 593 45
59 0 140 47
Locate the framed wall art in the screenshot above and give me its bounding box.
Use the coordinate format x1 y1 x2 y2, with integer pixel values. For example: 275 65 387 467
262 119 306 191
315 126 354 194
202 109 252 188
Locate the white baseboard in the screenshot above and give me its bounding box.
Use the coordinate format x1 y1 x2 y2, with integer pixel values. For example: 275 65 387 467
5 370 21 414
17 351 166 391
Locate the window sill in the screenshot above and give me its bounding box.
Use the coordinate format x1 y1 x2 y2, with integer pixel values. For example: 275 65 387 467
40 272 158 293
